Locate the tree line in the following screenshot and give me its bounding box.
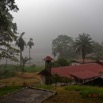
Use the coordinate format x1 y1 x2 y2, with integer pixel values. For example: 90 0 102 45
1 0 103 68
52 33 103 64
16 32 34 70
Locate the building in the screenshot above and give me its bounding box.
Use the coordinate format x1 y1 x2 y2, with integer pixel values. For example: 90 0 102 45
71 59 96 66
38 56 103 85
38 56 53 84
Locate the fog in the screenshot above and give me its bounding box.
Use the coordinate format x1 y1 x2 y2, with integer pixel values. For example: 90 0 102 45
9 0 103 65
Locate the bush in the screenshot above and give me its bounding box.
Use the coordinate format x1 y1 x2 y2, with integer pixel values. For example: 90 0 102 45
52 58 70 67
57 58 69 66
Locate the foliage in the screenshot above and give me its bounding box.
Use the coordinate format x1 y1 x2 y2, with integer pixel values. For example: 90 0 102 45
0 64 18 79
51 74 61 85
0 0 18 32
0 64 44 79
73 33 94 63
27 38 34 66
0 69 15 79
16 32 26 51
52 58 70 67
0 0 19 60
27 38 34 49
16 32 26 66
57 58 69 66
61 77 72 83
52 35 76 59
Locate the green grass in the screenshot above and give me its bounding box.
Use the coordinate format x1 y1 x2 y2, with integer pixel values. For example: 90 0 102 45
43 85 103 103
65 85 103 98
0 86 23 96
0 64 44 79
0 65 17 79
24 65 44 72
36 85 54 90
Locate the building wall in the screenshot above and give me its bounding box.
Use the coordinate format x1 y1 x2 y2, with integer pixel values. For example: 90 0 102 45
71 62 81 66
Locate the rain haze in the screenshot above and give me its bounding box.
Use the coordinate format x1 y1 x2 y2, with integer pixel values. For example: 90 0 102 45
11 0 103 65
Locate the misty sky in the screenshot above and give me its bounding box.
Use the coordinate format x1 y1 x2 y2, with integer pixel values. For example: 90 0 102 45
11 0 103 65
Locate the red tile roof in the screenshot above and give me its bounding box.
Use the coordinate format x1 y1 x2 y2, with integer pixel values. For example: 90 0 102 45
69 71 100 79
51 63 103 80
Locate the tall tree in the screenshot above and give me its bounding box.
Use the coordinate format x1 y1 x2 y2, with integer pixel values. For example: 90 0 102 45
0 0 18 32
52 35 76 59
73 33 93 64
0 0 19 60
16 32 26 66
27 38 34 66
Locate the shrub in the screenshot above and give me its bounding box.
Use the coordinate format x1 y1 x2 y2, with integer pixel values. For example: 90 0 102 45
52 58 70 67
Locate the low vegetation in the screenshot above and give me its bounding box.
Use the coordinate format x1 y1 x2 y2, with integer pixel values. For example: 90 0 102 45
65 85 103 98
36 85 103 103
0 64 42 87
0 72 41 87
1 64 103 103
0 64 44 79
0 86 22 96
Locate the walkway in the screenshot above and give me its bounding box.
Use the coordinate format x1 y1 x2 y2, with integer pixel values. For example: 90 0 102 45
0 87 56 103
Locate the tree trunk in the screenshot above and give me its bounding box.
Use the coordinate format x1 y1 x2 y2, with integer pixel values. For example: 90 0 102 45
82 49 85 64
22 62 25 72
29 47 31 66
20 51 22 66
5 58 7 68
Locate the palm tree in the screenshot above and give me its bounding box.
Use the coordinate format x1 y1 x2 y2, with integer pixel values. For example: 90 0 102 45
27 38 34 66
16 32 26 66
73 33 94 64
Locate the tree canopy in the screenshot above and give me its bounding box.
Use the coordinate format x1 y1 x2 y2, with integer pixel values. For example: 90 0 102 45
73 33 94 63
16 32 26 66
27 38 34 65
0 0 19 60
52 35 76 59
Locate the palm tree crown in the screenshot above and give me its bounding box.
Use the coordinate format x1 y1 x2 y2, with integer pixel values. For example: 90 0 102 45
15 32 26 66
27 38 34 49
16 32 26 51
27 38 34 65
73 33 94 63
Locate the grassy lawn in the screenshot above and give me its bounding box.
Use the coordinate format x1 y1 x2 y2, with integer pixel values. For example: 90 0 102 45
37 85 103 103
0 64 44 79
0 72 41 86
24 65 44 72
1 64 103 102
0 86 22 96
65 85 103 98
